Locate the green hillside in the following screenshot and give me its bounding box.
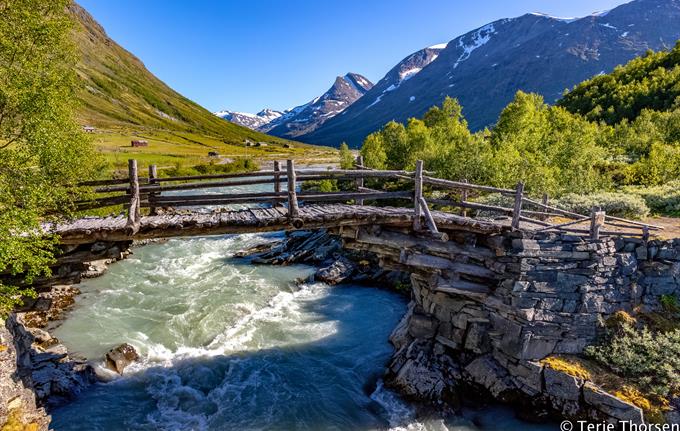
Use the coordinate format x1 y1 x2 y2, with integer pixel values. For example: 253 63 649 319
68 4 333 175
559 41 680 124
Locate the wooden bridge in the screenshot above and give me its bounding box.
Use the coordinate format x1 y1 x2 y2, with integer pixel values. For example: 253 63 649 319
49 158 662 245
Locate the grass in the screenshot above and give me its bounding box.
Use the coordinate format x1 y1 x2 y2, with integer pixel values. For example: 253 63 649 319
541 355 592 380
91 128 337 178
541 354 669 422
1 408 40 431
69 5 338 179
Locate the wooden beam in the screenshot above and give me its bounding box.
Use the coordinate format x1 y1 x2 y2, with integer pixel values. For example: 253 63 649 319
461 179 468 218
413 160 423 231
590 207 605 240
418 197 439 234
423 176 515 195
541 193 549 221
287 160 299 222
355 155 364 206
511 181 524 229
352 228 495 258
127 159 140 233
148 164 158 216
399 250 497 278
273 161 282 196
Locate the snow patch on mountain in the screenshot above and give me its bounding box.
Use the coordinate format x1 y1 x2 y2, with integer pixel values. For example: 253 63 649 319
529 9 612 23
214 108 283 130
260 72 373 137
453 23 495 69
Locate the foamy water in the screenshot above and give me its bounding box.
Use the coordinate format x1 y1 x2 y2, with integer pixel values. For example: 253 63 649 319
49 179 554 430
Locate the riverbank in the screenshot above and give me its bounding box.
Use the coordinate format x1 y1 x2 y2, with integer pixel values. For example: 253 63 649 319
4 227 679 429
237 228 680 425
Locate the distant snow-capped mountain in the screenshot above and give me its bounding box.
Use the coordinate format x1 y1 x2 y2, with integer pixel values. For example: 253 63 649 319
261 72 373 139
214 108 283 130
300 0 680 147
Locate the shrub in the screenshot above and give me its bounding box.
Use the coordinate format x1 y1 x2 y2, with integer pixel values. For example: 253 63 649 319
161 159 258 177
471 193 515 218
301 179 338 193
660 295 680 314
584 323 680 400
554 192 650 219
624 180 680 216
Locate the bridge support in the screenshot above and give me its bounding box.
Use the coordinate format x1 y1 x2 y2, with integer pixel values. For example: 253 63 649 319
286 160 301 227
126 159 141 233
413 160 423 231
355 155 364 206
148 164 158 216
511 181 524 229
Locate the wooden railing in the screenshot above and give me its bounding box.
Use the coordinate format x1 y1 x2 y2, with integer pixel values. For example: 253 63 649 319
76 158 662 239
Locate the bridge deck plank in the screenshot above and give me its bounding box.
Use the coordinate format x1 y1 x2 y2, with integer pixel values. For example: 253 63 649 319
47 204 508 244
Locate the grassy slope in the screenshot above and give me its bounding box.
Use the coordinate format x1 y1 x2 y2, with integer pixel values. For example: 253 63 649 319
69 4 334 176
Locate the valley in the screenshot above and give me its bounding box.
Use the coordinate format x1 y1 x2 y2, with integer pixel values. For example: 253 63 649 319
2 1 680 430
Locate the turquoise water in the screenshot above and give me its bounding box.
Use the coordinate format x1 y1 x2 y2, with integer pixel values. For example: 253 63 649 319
49 179 554 430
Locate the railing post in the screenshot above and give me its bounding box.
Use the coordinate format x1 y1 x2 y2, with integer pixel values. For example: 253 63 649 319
274 160 282 206
511 181 524 229
127 159 141 232
642 225 650 243
148 164 158 216
541 193 549 221
413 160 423 231
355 155 364 205
286 159 299 222
461 178 468 218
590 207 605 240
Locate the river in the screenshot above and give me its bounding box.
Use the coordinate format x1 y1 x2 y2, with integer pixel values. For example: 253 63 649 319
48 176 553 431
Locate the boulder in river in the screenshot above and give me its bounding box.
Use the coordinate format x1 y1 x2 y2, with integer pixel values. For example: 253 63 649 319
315 256 356 284
105 343 139 374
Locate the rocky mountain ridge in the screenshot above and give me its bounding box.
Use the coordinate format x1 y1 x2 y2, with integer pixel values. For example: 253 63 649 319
300 0 680 147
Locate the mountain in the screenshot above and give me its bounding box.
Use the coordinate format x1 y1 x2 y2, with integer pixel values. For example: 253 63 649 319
70 3 293 146
300 0 680 147
262 73 373 139
214 108 283 130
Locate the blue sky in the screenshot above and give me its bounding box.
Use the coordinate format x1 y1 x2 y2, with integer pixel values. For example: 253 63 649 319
78 0 631 114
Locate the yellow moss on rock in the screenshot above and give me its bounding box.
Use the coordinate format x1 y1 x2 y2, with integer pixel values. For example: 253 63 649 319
615 386 669 424
1 408 39 431
605 310 637 330
541 355 592 380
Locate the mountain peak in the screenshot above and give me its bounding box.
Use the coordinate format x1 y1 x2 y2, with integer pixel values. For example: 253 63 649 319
215 108 283 130
261 73 374 138
299 0 680 148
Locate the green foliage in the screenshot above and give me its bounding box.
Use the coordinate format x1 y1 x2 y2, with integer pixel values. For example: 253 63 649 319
660 295 680 314
0 0 97 316
360 132 387 170
559 41 680 125
339 142 354 169
71 3 298 148
623 181 680 216
585 322 680 400
360 94 609 197
555 192 650 219
161 159 258 177
301 179 339 193
489 92 607 195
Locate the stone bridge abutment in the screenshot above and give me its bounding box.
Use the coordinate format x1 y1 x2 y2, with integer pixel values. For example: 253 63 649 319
336 224 680 423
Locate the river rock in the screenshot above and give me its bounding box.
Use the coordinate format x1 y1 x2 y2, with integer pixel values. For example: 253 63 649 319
105 343 139 374
81 258 113 278
315 256 356 284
